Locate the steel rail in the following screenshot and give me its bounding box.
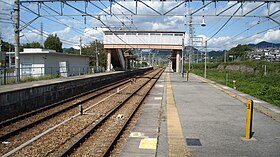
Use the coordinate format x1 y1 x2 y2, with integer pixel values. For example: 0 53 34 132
103 68 164 157
0 78 134 142
0 75 128 129
59 68 163 157
0 68 152 129
0 68 155 142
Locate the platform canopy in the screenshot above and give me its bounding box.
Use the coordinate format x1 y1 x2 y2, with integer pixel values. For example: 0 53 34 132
103 30 185 50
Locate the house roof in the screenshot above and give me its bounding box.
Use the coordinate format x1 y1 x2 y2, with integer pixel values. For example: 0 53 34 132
6 48 89 57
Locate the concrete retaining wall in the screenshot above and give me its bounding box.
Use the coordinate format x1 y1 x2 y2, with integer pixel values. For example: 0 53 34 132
0 68 152 122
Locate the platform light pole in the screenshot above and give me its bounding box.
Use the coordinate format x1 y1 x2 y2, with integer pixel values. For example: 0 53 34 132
14 0 20 83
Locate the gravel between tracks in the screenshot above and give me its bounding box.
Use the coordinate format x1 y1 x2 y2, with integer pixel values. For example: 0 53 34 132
6 70 159 157
0 80 129 156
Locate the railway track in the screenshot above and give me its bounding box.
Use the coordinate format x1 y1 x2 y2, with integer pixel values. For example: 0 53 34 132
61 68 164 157
0 68 163 157
0 79 131 142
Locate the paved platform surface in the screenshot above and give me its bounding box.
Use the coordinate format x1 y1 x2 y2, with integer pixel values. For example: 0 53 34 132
121 69 280 157
0 71 121 93
120 70 165 157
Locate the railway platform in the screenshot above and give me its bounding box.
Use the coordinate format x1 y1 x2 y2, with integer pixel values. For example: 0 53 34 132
0 71 121 94
121 68 280 157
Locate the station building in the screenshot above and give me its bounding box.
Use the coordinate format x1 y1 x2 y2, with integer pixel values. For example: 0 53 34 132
7 48 89 77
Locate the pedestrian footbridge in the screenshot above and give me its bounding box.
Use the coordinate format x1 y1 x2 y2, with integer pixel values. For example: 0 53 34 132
103 30 185 72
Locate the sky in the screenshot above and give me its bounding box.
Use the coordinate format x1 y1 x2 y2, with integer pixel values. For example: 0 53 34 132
0 0 280 51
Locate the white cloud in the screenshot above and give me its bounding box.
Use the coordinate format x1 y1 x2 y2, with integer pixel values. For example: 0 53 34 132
1 0 279 51
248 29 280 44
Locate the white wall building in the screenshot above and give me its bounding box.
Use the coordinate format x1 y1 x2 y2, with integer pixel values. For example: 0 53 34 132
7 48 89 77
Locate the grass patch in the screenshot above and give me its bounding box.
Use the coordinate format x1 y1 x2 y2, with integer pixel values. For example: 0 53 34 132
190 62 280 107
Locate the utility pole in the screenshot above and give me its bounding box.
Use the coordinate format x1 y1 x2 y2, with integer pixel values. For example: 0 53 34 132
79 37 82 55
188 15 193 71
95 40 99 72
204 41 207 78
0 32 2 52
14 0 20 83
181 38 184 77
40 22 44 48
224 51 227 63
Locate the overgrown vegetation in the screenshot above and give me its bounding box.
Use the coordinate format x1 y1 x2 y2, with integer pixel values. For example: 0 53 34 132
188 61 280 107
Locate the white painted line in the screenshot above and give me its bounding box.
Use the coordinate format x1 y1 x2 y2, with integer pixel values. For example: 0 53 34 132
154 97 162 100
129 132 146 138
269 108 280 114
253 100 264 103
222 86 230 89
155 84 164 88
32 84 41 87
238 94 247 96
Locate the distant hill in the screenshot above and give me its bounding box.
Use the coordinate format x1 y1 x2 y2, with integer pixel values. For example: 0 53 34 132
248 41 280 48
208 50 226 57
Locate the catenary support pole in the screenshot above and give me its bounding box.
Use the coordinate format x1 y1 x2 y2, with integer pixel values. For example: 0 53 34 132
14 0 20 83
204 41 207 78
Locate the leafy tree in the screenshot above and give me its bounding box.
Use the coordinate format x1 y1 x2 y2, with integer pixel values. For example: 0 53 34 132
44 34 62 52
1 40 14 52
22 41 43 49
63 47 80 54
81 40 106 67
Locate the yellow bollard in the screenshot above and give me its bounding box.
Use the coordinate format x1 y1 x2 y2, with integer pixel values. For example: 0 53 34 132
246 100 254 139
186 70 189 81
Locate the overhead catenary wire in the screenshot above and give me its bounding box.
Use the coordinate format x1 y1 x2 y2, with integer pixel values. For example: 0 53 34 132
207 3 243 42
64 2 135 49
20 19 80 45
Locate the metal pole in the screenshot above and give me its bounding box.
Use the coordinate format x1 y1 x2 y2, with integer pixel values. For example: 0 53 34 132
79 37 82 55
95 40 99 72
0 32 2 52
204 41 207 78
224 51 227 63
181 38 184 78
14 0 20 83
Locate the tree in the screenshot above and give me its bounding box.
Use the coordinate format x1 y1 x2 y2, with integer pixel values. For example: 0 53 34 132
44 34 62 52
1 40 14 52
81 40 106 67
22 42 42 49
63 47 79 54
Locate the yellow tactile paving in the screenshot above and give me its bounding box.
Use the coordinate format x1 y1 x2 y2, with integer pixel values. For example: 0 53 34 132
139 138 157 149
166 71 190 157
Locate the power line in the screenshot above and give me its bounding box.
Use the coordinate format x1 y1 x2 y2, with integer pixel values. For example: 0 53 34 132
207 3 242 41
20 19 79 45
64 2 135 49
